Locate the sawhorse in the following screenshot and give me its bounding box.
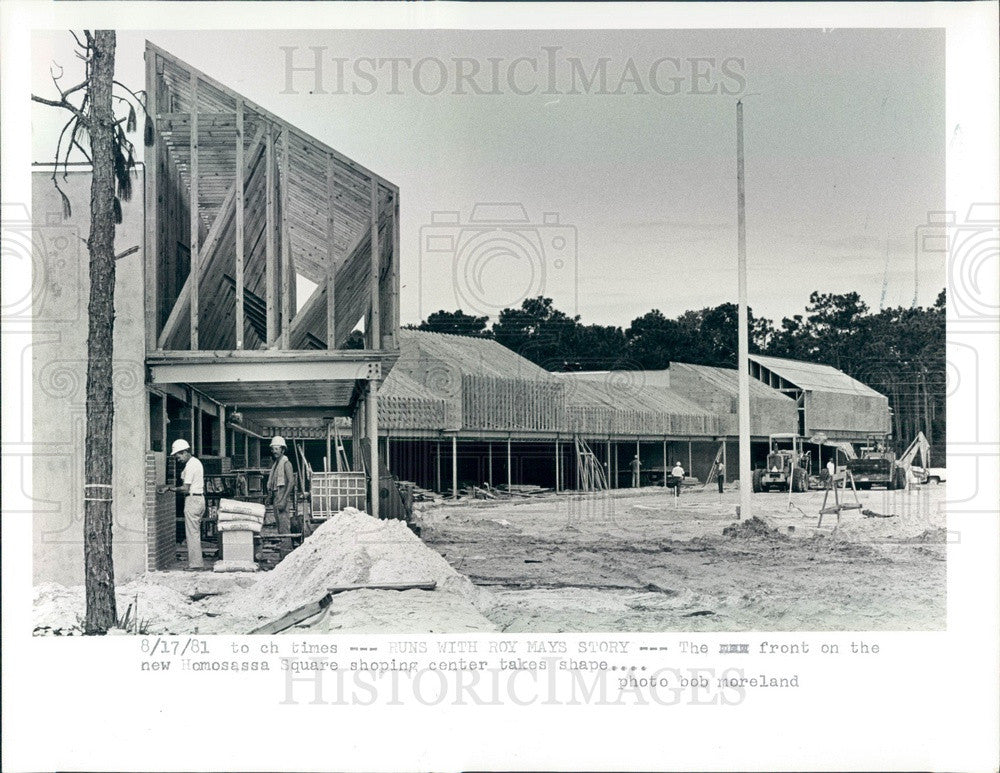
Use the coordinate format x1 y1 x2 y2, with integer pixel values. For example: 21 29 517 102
818 470 863 528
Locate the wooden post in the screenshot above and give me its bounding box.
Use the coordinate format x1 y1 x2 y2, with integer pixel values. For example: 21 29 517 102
188 71 199 350
385 432 391 473
488 442 493 487
390 192 401 347
325 421 332 473
736 101 753 520
554 439 560 492
506 437 512 491
636 439 640 487
351 400 362 472
326 154 337 348
219 406 226 457
367 381 379 519
189 394 196 455
144 49 159 351
662 438 667 487
235 99 245 350
451 435 458 499
369 178 381 350
265 127 276 344
280 129 291 349
436 439 442 493
688 440 693 474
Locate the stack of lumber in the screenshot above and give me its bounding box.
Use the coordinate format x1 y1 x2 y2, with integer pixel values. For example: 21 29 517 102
400 482 438 502
497 484 552 497
460 485 497 500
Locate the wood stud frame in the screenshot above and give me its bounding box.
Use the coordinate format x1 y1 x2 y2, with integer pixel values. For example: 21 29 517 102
145 43 399 355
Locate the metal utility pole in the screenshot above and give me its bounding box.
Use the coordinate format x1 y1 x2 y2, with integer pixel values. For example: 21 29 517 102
736 100 752 520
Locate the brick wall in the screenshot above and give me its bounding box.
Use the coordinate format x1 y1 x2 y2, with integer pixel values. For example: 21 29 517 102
145 452 176 570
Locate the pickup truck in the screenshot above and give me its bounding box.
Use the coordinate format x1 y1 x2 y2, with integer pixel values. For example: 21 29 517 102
911 466 947 484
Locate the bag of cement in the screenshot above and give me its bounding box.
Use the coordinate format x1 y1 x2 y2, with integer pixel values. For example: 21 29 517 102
218 508 264 524
218 498 266 518
217 519 263 533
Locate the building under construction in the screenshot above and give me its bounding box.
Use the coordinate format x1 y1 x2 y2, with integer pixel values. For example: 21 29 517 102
30 42 892 588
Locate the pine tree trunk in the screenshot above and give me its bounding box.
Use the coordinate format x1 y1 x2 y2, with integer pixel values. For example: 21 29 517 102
83 30 118 634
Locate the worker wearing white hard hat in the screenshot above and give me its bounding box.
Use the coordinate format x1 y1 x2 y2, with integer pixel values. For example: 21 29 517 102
267 435 295 551
157 438 206 570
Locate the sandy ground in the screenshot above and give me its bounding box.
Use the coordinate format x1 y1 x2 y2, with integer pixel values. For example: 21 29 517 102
33 509 496 635
34 487 945 635
418 483 947 632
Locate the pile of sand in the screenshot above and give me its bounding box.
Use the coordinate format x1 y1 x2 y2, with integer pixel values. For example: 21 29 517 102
34 509 496 635
722 516 787 541
220 508 489 629
33 578 206 635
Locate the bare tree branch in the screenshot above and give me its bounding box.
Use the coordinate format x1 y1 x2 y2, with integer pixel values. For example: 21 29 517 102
112 80 149 118
31 93 87 123
69 29 87 51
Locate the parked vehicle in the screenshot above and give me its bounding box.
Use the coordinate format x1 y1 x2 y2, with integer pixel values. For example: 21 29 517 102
752 434 811 492
919 467 947 484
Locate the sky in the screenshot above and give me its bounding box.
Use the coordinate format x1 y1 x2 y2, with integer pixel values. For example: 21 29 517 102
31 28 945 328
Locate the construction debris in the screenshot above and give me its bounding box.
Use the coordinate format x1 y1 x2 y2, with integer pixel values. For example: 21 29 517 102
722 516 787 540
250 581 438 635
862 509 897 518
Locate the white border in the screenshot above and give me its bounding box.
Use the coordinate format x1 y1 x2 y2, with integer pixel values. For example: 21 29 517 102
2 3 998 772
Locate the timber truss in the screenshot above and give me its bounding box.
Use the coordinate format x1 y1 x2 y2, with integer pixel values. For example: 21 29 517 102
143 42 400 355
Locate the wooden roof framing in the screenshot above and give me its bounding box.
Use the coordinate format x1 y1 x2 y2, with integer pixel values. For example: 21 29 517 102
145 42 399 353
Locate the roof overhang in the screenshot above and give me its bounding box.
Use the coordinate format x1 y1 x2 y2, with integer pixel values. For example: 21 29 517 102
147 349 397 421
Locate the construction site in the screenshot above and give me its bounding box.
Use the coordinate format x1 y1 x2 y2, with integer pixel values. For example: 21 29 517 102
31 42 946 636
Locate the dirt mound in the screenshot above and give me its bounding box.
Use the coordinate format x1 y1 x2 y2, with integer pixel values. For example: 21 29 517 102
722 516 786 541
906 527 948 544
224 508 482 622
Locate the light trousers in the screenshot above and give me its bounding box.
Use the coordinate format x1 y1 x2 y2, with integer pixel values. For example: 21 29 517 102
184 495 206 569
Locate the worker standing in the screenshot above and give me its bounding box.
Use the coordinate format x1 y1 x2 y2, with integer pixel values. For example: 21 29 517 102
671 460 685 498
158 439 205 570
826 459 836 489
716 460 726 494
630 454 642 488
267 436 295 550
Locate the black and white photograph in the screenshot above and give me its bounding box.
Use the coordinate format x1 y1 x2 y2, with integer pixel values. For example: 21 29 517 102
3 4 998 772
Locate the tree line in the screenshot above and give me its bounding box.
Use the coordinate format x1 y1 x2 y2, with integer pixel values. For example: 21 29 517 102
411 290 946 456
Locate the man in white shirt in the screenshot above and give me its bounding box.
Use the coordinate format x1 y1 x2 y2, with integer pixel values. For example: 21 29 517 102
670 461 685 498
158 439 206 570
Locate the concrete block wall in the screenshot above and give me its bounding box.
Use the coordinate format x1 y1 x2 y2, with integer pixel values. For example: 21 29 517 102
31 169 149 586
145 452 175 571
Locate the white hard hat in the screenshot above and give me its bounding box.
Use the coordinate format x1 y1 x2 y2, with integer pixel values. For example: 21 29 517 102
170 439 190 455
270 435 286 448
